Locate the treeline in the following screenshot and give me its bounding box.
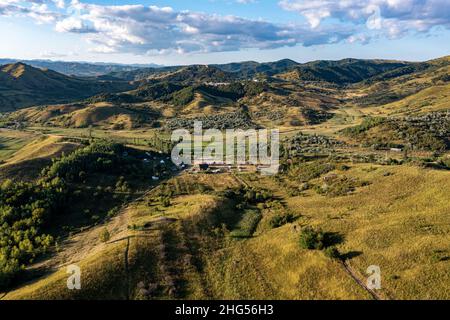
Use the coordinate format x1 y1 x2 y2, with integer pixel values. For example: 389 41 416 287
0 177 67 288
131 80 266 106
0 140 171 289
342 112 450 152
42 140 164 181
147 132 176 154
43 141 125 181
341 117 386 136
166 109 254 130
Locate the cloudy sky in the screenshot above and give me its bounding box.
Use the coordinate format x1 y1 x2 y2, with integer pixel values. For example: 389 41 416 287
1 0 449 65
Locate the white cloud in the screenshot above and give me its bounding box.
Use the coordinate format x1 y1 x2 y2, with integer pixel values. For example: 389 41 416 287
3 0 446 57
279 0 450 37
55 16 94 32
50 1 354 55
0 0 62 23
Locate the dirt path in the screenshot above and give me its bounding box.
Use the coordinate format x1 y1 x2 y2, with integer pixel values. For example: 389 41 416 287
231 173 249 187
27 183 162 273
342 260 385 300
124 237 131 300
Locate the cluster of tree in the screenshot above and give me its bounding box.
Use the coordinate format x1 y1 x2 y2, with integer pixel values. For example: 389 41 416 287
284 132 344 157
166 109 254 130
432 73 450 84
342 112 450 152
134 82 184 101
147 131 176 154
298 227 341 259
301 109 334 125
132 80 266 107
341 117 386 136
315 176 369 197
168 86 196 106
392 112 450 152
0 140 175 289
0 177 67 288
84 92 141 104
42 140 163 182
224 186 273 208
290 59 410 84
365 63 430 83
163 81 266 106
286 160 336 183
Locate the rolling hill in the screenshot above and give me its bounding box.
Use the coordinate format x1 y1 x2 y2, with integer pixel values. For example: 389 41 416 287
0 63 134 111
214 59 300 78
2 56 449 132
277 59 413 83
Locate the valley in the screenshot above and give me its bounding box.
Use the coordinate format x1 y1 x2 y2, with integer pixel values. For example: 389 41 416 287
0 56 449 300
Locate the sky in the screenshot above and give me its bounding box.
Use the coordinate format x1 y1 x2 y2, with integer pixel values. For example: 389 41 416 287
0 0 449 65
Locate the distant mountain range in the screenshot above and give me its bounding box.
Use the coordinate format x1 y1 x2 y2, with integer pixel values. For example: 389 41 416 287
1 56 448 115
101 58 420 83
0 57 417 81
0 59 163 77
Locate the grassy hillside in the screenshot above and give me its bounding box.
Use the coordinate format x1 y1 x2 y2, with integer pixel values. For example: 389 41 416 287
0 63 133 111
0 135 79 181
3 164 449 300
346 56 450 113
0 129 38 162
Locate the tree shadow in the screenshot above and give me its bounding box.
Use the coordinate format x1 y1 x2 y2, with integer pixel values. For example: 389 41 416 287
324 232 344 247
341 251 363 260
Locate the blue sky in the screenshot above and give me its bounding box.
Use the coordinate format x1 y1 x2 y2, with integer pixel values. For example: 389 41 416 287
0 0 449 65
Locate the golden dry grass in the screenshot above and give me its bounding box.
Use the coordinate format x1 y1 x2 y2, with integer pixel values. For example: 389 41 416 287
278 164 450 299
3 165 449 300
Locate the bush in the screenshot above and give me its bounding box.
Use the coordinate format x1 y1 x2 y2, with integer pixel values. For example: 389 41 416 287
315 176 367 197
161 197 171 207
229 210 262 238
100 228 110 243
324 246 341 260
269 212 296 228
288 161 336 183
438 158 450 169
299 227 326 250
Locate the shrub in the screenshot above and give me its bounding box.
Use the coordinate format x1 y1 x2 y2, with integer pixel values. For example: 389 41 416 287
100 228 110 243
288 161 336 183
161 197 171 207
438 158 450 169
229 210 262 238
269 212 296 228
324 246 341 260
299 227 326 250
316 176 367 197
